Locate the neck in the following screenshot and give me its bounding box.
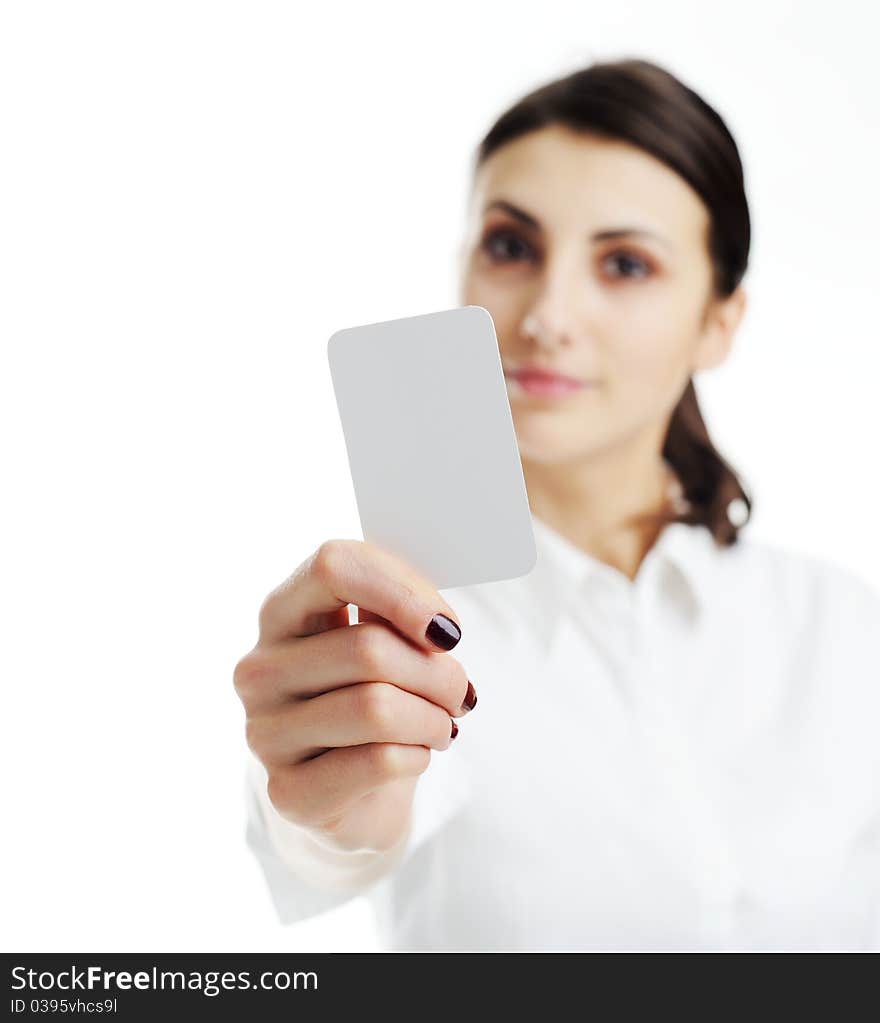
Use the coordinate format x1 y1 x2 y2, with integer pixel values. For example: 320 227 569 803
522 435 672 582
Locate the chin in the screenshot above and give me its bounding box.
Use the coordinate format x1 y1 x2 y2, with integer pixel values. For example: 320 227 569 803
515 432 611 465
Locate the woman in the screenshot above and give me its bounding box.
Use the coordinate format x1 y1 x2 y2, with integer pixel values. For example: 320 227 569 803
234 58 880 950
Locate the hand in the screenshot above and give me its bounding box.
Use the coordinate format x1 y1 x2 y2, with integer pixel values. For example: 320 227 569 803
233 539 476 853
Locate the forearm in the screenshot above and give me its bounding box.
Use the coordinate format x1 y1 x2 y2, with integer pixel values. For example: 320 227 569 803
248 754 413 893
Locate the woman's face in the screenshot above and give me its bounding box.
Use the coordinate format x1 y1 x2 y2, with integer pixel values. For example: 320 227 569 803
457 125 745 467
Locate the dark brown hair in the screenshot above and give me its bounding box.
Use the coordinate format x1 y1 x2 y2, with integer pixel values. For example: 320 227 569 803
472 58 753 545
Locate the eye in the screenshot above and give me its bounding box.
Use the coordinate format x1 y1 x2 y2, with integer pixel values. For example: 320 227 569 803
481 228 535 264
600 250 653 280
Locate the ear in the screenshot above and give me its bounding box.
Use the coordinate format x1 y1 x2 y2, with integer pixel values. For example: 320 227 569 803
692 285 747 373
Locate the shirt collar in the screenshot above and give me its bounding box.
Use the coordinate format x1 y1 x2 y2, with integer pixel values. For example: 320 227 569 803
524 514 716 648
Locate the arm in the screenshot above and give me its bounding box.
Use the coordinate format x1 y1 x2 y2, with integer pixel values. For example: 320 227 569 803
243 739 473 926
244 752 413 925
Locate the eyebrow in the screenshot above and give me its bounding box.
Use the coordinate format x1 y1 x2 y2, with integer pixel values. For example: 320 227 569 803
482 198 674 250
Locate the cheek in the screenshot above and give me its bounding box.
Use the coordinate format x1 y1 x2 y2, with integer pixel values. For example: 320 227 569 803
459 263 521 313
606 291 699 388
616 329 693 388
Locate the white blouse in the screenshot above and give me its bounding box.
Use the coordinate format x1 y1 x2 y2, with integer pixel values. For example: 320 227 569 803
243 515 880 950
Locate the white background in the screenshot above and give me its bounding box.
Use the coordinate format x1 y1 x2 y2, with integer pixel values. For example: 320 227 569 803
2 0 878 952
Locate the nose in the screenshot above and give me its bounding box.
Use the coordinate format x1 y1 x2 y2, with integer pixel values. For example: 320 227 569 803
519 253 592 349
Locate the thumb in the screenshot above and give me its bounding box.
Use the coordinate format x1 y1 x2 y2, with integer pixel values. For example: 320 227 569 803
355 606 390 627
355 605 432 653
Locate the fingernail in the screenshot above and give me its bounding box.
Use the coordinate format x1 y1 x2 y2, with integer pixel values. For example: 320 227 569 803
450 719 459 741
426 613 461 651
460 680 478 714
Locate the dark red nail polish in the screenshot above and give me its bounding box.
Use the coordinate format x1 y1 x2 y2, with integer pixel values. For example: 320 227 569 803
426 613 461 651
450 719 459 740
460 680 477 714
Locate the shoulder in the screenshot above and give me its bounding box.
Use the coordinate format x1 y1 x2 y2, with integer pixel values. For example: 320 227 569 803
704 527 880 635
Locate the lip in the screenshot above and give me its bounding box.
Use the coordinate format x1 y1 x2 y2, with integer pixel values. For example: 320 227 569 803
503 364 596 398
505 365 585 386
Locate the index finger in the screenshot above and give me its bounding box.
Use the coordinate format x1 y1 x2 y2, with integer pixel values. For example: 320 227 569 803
257 538 463 652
